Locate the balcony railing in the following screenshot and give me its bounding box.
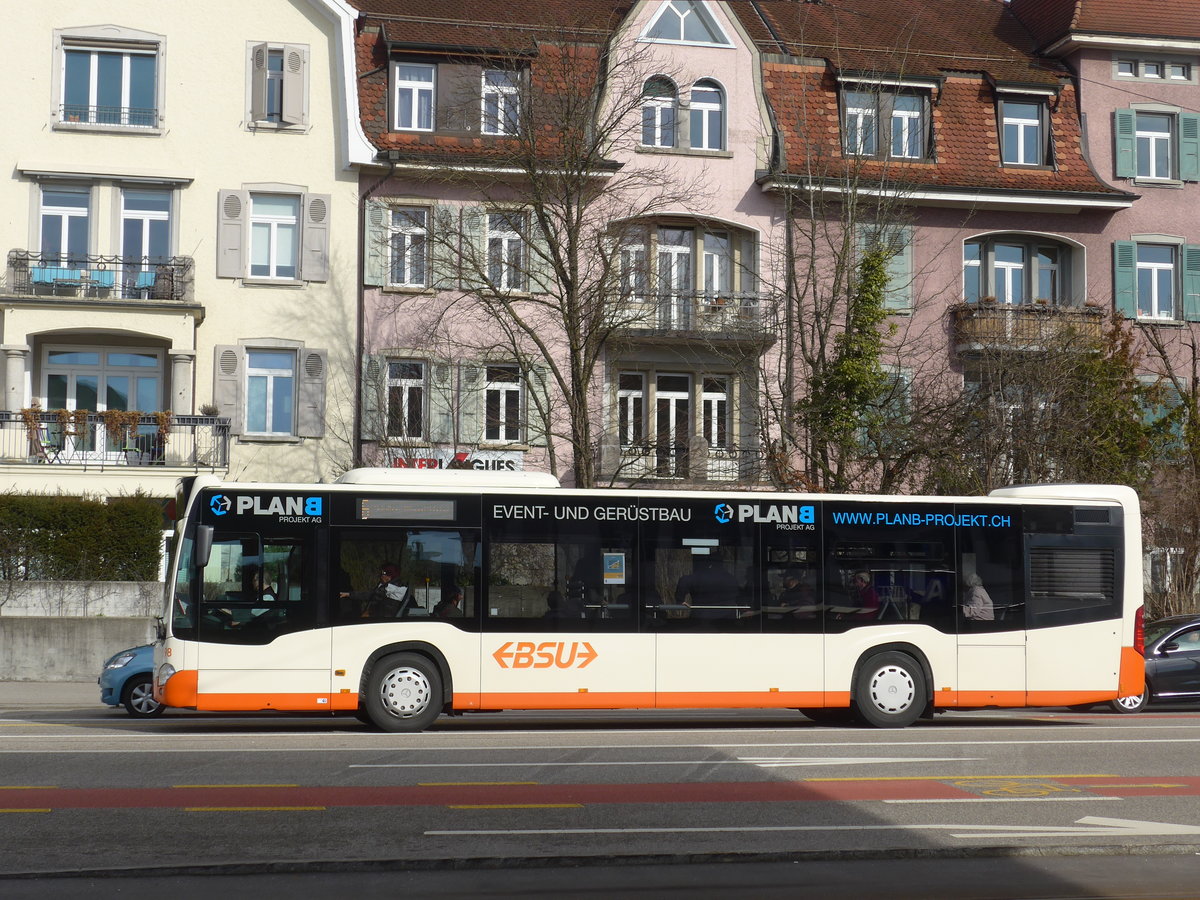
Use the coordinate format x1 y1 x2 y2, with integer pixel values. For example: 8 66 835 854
0 411 228 471
608 442 768 485
6 251 194 302
619 292 774 338
59 104 159 129
949 302 1105 352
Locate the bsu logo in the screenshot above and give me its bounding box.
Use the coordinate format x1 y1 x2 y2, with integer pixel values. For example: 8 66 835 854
493 641 598 669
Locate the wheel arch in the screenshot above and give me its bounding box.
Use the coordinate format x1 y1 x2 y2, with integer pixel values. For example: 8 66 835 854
850 642 934 713
360 642 453 708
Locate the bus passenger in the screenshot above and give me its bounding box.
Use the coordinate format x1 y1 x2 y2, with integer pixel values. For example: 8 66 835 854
432 586 464 618
339 562 406 618
850 570 880 619
962 573 994 621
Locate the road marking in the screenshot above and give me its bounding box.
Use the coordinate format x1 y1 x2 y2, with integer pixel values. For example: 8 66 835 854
1087 783 1184 788
0 785 56 789
419 782 539 786
0 808 50 813
448 803 582 810
883 797 1118 804
351 757 982 769
172 784 299 789
182 811 324 816
809 774 1113 782
426 816 1200 839
739 756 978 768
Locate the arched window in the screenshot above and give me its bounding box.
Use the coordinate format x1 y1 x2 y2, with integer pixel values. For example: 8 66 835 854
641 76 677 148
963 235 1071 305
690 79 724 151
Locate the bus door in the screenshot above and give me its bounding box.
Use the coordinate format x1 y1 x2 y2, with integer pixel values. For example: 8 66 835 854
480 501 652 710
194 530 331 709
956 507 1025 703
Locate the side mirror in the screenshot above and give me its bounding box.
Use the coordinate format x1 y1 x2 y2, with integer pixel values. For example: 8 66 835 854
195 525 214 569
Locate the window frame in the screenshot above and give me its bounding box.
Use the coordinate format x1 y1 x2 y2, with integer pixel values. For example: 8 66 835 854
245 349 297 436
1136 243 1178 320
640 0 733 47
840 85 931 161
248 42 309 130
388 206 429 288
39 185 91 266
481 68 520 136
486 211 527 292
484 364 523 443
393 62 436 132
248 193 300 280
962 235 1072 305
641 76 678 148
1136 112 1175 180
53 27 165 133
688 79 725 151
386 360 426 441
998 97 1048 167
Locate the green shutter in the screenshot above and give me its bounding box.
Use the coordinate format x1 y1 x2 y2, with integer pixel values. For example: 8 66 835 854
1114 110 1136 178
457 363 484 444
524 365 553 447
1113 241 1137 318
528 210 555 295
363 200 387 287
884 226 913 310
429 206 455 290
459 207 486 291
427 362 455 443
1183 245 1200 321
1180 114 1200 182
360 354 385 440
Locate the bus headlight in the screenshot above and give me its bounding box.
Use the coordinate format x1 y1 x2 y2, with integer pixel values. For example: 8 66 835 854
156 663 176 688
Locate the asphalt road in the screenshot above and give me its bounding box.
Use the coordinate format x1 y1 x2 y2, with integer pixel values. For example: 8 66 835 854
2 703 1200 897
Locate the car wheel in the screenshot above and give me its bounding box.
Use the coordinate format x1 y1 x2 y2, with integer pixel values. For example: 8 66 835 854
1109 685 1149 714
121 675 164 718
364 653 443 733
852 651 926 728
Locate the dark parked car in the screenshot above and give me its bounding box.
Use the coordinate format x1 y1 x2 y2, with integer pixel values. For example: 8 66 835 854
98 644 163 718
1109 615 1200 713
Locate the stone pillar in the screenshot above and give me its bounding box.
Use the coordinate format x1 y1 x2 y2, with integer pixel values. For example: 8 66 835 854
2 345 30 411
169 350 195 415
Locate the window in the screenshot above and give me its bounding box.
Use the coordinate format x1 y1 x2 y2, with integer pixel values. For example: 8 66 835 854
482 69 519 136
217 189 330 282
61 41 158 128
963 236 1071 305
1114 240 1200 322
641 76 677 148
485 365 522 442
44 347 162 455
1137 244 1176 319
487 212 526 291
702 232 731 294
642 0 731 45
249 194 299 279
387 361 425 439
1114 56 1195 82
702 376 729 448
246 350 295 435
999 99 1045 166
40 187 90 266
389 207 428 287
120 189 170 298
618 372 645 446
858 224 914 310
841 88 928 159
689 79 724 151
619 230 649 302
1115 108 1200 182
249 44 308 128
1169 63 1191 81
394 63 434 131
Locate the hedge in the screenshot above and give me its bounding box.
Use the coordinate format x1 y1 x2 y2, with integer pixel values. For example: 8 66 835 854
0 495 163 581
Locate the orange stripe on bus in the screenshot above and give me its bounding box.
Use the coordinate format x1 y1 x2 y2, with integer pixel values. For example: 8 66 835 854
469 691 832 711
193 692 358 712
161 669 198 708
1118 646 1145 698
936 690 1127 709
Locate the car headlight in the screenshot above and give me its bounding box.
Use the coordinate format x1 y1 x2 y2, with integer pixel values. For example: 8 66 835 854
105 653 137 670
156 663 176 688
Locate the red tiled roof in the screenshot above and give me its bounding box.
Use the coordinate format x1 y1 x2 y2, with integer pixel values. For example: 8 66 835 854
1009 0 1200 46
349 0 631 47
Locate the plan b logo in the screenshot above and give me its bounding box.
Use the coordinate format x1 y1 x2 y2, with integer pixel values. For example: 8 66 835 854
714 503 734 524
209 495 232 516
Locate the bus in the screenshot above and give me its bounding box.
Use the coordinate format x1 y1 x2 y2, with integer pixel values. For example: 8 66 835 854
154 469 1145 731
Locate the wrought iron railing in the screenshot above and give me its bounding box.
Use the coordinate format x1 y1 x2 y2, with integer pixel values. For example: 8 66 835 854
6 250 194 302
619 292 774 336
609 442 768 484
59 103 159 128
949 302 1105 350
0 411 228 471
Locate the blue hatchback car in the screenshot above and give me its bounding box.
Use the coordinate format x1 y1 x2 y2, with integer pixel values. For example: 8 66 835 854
98 644 163 718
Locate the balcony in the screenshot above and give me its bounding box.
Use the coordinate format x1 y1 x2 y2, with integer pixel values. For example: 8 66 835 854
0 411 228 472
949 302 1105 353
6 250 194 303
617 292 775 342
58 103 159 129
605 442 769 486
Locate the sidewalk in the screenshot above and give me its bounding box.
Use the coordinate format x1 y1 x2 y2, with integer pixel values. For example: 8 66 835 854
0 681 97 709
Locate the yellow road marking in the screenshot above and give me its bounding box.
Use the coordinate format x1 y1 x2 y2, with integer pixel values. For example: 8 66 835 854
0 809 51 813
449 803 582 810
0 786 55 790
806 774 1115 782
173 784 298 789
182 811 324 816
1087 783 1185 788
419 782 538 787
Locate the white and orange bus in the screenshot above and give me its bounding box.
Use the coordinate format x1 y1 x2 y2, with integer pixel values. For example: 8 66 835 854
154 469 1145 731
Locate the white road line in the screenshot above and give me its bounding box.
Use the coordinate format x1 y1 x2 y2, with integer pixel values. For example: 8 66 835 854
882 796 1119 803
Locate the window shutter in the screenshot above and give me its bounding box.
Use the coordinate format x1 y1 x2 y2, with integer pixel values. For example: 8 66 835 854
1114 109 1136 178
281 45 307 126
884 226 913 310
297 348 327 438
300 193 330 282
249 43 270 123
1183 245 1200 321
1113 241 1137 318
457 363 484 444
428 362 455 443
429 205 456 290
213 345 245 435
1180 114 1200 182
460 206 486 290
528 211 554 295
362 200 387 286
216 190 249 279
525 365 553 447
361 354 385 439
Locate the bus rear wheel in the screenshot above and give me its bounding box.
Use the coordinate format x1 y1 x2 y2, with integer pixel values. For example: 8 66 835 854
852 652 925 728
365 653 443 733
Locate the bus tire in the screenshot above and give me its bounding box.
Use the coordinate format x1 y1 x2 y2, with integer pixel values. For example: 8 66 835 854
852 651 925 728
365 652 443 733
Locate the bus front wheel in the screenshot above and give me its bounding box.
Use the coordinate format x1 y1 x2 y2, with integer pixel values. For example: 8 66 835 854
365 653 443 733
852 652 926 728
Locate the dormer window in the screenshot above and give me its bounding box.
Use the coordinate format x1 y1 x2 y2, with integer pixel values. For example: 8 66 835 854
642 0 731 46
998 97 1048 167
840 85 931 160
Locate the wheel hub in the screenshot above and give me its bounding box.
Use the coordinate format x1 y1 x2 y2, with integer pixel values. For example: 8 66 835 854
379 667 432 718
868 664 916 713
